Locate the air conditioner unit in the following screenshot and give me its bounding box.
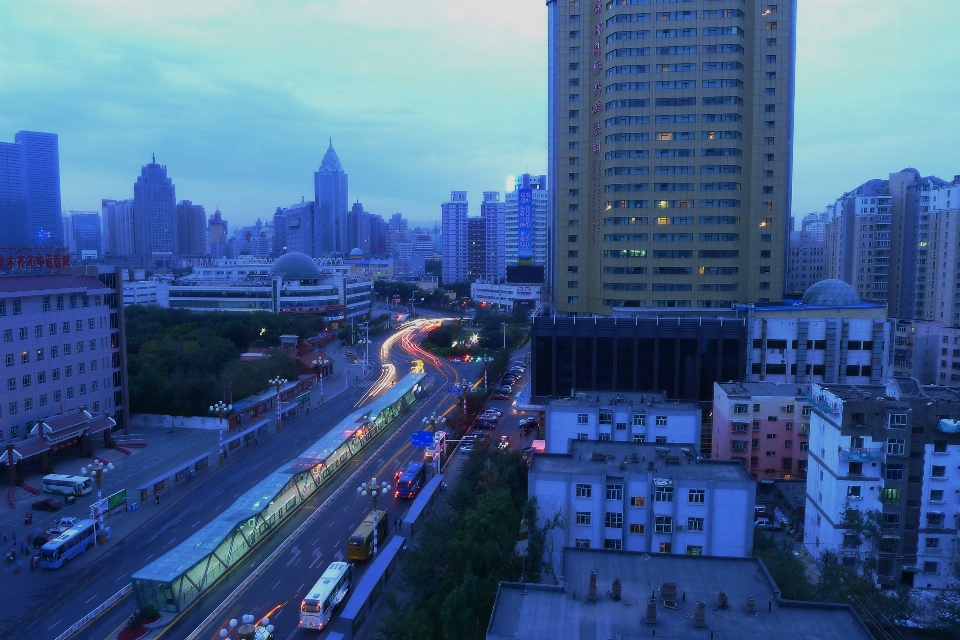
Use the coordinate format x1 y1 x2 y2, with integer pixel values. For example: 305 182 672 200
781 406 788 412
677 524 685 531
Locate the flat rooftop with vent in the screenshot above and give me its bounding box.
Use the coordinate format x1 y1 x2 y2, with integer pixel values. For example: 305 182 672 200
487 548 873 640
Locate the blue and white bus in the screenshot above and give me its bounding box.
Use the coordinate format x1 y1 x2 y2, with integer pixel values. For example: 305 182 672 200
39 519 97 569
42 474 93 496
300 561 353 631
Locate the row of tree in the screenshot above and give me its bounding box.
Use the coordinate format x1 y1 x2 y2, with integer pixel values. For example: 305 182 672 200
124 306 318 416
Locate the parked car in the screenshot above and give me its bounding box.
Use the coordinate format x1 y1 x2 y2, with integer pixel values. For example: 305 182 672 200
32 498 62 512
496 385 513 393
485 409 503 417
491 392 510 400
478 414 499 423
474 420 496 430
754 517 773 530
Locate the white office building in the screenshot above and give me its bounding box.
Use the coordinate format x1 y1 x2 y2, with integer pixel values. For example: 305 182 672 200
530 440 755 579
504 174 547 268
441 191 468 285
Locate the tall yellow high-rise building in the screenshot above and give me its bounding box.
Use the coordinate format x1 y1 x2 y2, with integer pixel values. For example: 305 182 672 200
548 0 795 315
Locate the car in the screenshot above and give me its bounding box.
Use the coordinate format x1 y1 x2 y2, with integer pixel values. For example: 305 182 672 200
478 414 499 423
754 517 773 530
491 392 509 400
473 432 491 442
485 409 503 417
49 516 80 533
474 420 496 430
496 385 513 393
460 443 474 453
32 498 62 512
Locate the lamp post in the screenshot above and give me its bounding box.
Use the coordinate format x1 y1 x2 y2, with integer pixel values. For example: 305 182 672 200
311 358 325 406
501 322 507 351
81 461 113 543
269 376 287 430
422 413 447 475
357 477 391 558
217 614 274 640
209 401 232 464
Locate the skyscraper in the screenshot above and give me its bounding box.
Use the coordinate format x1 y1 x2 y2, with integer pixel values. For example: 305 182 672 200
176 200 207 256
67 211 102 261
467 216 486 282
481 191 506 282
102 198 135 257
441 191 469 285
548 0 795 314
347 201 371 254
314 139 348 257
0 130 63 248
133 155 177 268
208 208 228 259
505 174 548 269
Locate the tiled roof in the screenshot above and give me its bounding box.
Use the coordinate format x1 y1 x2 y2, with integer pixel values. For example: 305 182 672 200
0 275 109 294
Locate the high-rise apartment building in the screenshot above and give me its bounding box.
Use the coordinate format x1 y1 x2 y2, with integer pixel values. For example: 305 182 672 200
208 209 228 259
176 200 207 257
133 155 177 268
505 174 548 269
347 201 371 254
548 1 795 314
787 229 824 295
481 191 505 282
467 216 486 282
314 140 347 257
0 131 63 248
102 199 135 258
441 191 468 285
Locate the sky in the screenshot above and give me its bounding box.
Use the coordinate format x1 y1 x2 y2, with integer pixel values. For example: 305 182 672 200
1 0 958 231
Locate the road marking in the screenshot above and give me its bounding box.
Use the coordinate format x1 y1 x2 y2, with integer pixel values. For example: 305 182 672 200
299 582 305 593
84 594 98 604
334 549 344 562
274 579 282 590
328 520 337 528
47 619 63 630
309 548 323 569
144 553 155 561
116 574 127 582
193 519 202 527
286 546 301 566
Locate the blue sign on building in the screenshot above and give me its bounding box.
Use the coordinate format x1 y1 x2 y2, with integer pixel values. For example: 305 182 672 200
517 187 533 263
411 430 434 447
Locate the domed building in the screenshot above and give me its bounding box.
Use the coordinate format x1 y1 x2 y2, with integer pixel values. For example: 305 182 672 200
800 279 861 307
167 253 373 321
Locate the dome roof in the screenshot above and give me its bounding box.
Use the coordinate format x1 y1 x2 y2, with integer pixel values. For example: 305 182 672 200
349 248 363 257
271 252 321 280
802 279 861 306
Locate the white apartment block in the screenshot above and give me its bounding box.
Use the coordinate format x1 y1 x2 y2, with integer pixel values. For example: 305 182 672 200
504 174 547 268
481 191 505 282
804 380 960 590
441 191 468 285
542 391 701 455
530 440 755 578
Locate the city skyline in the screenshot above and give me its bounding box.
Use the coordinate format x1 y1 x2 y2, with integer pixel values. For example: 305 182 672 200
0 1 957 230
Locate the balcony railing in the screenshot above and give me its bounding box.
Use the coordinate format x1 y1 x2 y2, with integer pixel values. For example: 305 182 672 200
840 446 883 462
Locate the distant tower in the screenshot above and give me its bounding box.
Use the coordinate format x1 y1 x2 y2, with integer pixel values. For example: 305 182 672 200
176 200 207 256
481 191 505 282
314 139 348 257
441 191 468 285
133 155 176 268
0 130 63 247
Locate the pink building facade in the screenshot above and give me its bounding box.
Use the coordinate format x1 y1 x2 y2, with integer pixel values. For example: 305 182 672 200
713 382 811 481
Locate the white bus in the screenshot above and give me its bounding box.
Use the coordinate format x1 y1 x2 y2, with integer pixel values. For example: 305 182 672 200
300 561 353 631
39 519 97 569
42 474 94 496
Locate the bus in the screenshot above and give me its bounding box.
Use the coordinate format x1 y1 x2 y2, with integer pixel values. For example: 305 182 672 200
395 461 426 499
42 474 93 497
299 561 353 631
347 509 390 562
39 519 97 569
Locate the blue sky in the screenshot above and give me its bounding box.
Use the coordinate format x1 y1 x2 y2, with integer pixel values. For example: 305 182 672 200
1 0 958 230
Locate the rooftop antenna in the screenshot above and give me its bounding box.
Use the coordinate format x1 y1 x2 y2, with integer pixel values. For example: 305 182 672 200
152 152 155 163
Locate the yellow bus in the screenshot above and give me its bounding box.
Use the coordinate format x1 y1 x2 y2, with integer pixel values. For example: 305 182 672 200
347 509 390 562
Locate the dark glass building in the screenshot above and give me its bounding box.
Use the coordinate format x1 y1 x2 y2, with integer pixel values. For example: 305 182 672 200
0 130 63 248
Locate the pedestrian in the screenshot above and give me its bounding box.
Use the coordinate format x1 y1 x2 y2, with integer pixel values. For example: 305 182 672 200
155 494 160 505
20 541 26 555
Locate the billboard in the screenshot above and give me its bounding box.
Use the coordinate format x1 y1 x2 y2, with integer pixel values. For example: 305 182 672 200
517 187 533 264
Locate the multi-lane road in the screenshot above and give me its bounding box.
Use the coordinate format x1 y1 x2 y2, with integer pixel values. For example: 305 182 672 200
8 318 463 640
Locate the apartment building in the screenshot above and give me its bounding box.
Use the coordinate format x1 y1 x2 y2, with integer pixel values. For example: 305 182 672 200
804 379 960 589
530 440 755 575
548 0 796 314
713 381 810 480
542 390 701 454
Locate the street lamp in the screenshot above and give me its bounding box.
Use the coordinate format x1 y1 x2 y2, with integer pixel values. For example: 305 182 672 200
81 460 114 543
209 401 232 464
422 413 447 475
501 322 507 351
311 358 325 405
357 477 391 558
269 376 287 430
218 614 274 640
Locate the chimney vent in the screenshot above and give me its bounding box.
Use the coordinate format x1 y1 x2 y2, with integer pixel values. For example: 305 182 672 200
588 570 597 601
694 601 706 627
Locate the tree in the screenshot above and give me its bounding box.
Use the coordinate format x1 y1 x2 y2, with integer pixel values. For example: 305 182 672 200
751 529 816 602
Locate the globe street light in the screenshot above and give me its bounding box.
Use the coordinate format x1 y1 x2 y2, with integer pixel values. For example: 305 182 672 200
357 477 391 558
269 376 287 430
82 460 114 543
209 401 232 464
218 614 274 640
311 358 325 406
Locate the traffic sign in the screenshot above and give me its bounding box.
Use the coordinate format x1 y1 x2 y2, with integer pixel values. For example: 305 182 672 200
411 430 434 447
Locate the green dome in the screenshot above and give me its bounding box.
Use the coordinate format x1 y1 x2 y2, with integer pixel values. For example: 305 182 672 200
802 279 861 306
271 252 321 280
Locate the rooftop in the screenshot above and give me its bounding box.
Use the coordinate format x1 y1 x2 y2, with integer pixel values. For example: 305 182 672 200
487 548 872 640
531 440 752 484
717 381 810 399
546 391 700 413
0 274 108 294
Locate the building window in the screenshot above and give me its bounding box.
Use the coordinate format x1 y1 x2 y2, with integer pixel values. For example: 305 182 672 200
576 483 592 498
20 351 28 365
39 394 47 407
630 496 645 507
881 488 901 504
575 539 591 548
578 413 589 424
687 517 704 532
733 404 748 414
66 387 74 399
686 545 703 555
659 542 672 553
633 435 646 443
604 539 623 550
606 484 623 500
655 485 674 502
6 378 14 391
886 438 905 455
931 465 946 478
655 415 667 426
630 523 645 534
605 512 623 529
655 516 673 533
923 561 939 575
576 512 592 525
688 489 705 503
